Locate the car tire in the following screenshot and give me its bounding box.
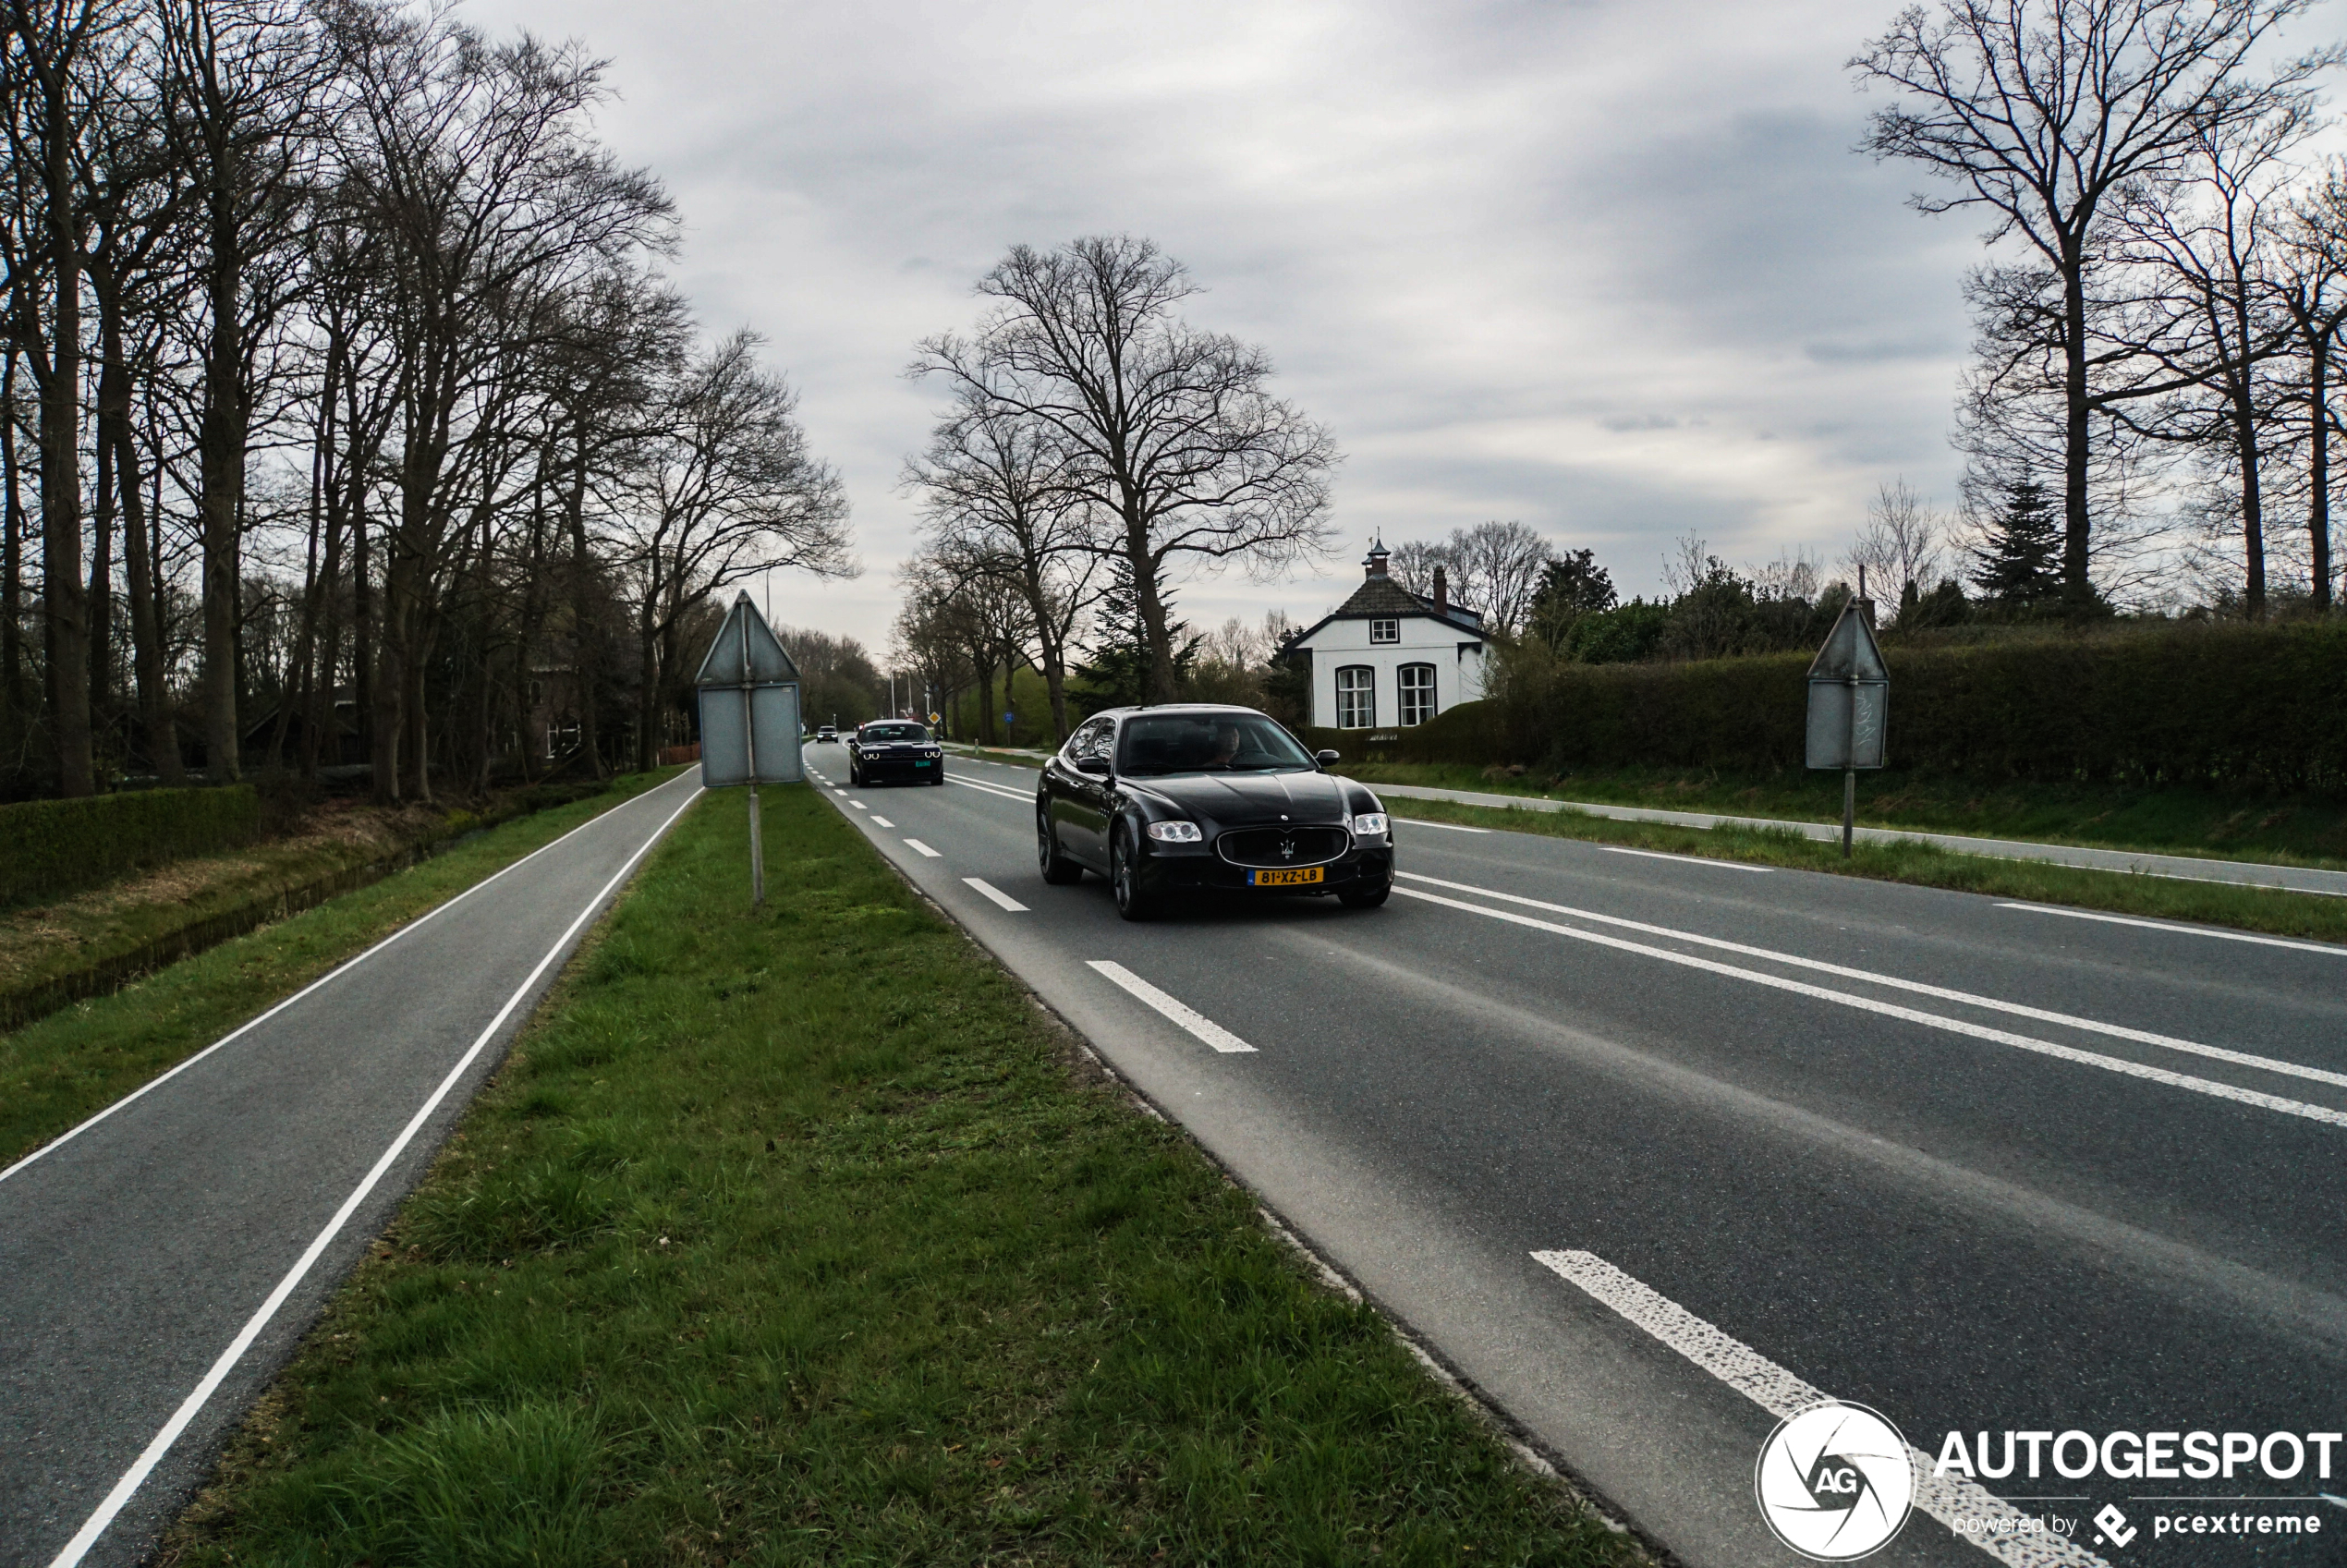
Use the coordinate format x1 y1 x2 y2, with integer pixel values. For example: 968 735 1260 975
849 763 864 788
1339 880 1391 909
1038 812 1084 884
1110 825 1159 921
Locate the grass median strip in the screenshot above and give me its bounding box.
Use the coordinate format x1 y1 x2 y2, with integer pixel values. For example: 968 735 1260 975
1386 796 2347 945
1337 760 2347 872
159 782 1636 1568
0 770 680 1171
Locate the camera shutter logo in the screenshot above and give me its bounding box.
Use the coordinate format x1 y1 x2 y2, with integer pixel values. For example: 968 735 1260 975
1754 1401 1915 1560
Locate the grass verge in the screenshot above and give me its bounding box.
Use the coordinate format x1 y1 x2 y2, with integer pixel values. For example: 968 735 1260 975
1384 795 2347 944
0 770 679 1170
1336 760 2347 871
159 784 1636 1568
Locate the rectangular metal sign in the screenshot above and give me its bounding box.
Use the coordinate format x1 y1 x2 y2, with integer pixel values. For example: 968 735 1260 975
1805 680 1887 770
699 682 802 785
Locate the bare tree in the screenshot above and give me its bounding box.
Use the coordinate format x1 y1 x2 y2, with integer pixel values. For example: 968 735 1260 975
613 330 850 771
1386 520 1553 635
1845 478 1944 601
913 235 1338 705
906 383 1101 742
2112 116 2308 615
1853 0 2339 607
2272 162 2347 610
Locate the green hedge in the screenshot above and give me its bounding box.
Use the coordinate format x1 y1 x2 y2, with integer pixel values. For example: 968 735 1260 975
1307 621 2347 792
0 785 262 906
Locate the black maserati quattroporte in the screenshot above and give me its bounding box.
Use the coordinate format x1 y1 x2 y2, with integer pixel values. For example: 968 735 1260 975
1034 705 1393 920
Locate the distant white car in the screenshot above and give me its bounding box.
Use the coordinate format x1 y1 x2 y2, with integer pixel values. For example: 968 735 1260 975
816 725 838 743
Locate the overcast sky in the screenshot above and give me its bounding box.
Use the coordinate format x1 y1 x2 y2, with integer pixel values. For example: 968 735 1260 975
462 0 2330 655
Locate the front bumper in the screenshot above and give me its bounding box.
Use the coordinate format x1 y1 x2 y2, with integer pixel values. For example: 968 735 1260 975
1135 841 1393 897
856 753 941 783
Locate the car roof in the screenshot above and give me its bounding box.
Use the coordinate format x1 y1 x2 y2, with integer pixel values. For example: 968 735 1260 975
1097 704 1267 721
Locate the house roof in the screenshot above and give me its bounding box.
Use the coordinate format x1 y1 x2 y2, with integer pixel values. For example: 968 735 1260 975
1288 541 1487 650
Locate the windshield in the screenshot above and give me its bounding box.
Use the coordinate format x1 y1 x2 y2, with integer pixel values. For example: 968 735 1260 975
862 723 930 743
1115 713 1315 776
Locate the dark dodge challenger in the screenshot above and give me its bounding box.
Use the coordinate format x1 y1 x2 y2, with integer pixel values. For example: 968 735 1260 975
848 720 944 786
1035 705 1392 920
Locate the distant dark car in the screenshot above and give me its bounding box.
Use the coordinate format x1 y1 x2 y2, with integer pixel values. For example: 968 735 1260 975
816 724 837 743
848 721 943 786
1034 705 1392 920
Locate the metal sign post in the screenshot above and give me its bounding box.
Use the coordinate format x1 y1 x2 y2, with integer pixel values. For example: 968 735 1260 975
695 592 803 906
1804 596 1889 858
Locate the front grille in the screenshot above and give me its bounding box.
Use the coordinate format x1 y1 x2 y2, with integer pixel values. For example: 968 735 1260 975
1215 824 1350 869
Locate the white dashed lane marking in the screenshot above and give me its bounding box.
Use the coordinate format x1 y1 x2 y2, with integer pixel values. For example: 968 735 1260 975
963 878 1028 912
904 839 942 858
1532 1249 2108 1567
869 817 894 828
1085 962 1256 1053
1601 845 1771 872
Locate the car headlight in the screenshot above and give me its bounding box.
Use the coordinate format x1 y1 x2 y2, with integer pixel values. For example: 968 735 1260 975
1146 820 1203 844
1349 812 1389 838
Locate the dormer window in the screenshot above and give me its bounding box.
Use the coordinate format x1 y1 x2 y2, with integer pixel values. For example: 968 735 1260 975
1368 618 1399 645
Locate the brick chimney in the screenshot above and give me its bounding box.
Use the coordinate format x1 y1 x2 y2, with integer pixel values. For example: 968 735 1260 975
1365 539 1390 579
1433 565 1448 616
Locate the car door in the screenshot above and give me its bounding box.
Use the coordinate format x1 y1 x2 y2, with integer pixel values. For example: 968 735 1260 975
1055 717 1115 868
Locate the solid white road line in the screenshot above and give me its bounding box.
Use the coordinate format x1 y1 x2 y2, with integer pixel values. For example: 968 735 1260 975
1085 961 1256 1053
869 817 894 828
1393 817 1491 833
950 775 1031 804
45 783 705 1568
904 839 942 858
1400 871 2347 1093
1392 884 2347 1129
1531 1249 2109 1568
963 878 1029 912
1601 845 1773 872
0 776 692 1191
1998 901 2347 956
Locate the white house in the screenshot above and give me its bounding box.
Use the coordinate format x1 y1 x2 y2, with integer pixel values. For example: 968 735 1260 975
1288 542 1486 731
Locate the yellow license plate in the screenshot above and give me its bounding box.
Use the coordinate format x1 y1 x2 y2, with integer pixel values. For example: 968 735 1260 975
1251 867 1324 887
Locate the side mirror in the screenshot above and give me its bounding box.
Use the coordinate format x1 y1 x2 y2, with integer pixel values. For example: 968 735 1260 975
1076 756 1113 776
1315 749 1340 768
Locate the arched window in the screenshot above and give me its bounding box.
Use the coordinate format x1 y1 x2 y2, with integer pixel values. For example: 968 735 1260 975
1397 662 1436 726
1334 665 1375 728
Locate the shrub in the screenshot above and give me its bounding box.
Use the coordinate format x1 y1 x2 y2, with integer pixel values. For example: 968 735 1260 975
1307 620 2347 792
0 785 262 906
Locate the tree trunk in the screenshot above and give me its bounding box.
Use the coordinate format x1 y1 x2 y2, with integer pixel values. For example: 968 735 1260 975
40 60 92 797
98 293 180 783
2313 341 2334 615
2061 251 2094 609
565 425 604 777
2 350 22 725
371 549 408 804
198 179 248 784
1125 519 1176 703
89 406 113 736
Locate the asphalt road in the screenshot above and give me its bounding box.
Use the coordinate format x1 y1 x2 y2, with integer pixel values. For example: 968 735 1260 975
0 770 702 1568
806 745 2347 1568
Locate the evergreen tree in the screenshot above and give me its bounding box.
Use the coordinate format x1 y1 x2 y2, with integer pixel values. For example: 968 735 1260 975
1968 480 2063 603
1072 556 1197 713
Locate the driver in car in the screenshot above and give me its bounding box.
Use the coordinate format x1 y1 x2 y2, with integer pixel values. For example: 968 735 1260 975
1206 722 1243 768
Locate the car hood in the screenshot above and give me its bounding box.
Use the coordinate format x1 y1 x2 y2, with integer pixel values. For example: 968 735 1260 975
1125 769 1365 825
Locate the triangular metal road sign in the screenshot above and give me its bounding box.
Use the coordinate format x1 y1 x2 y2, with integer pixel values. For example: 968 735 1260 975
1806 599 1888 684
695 591 800 687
